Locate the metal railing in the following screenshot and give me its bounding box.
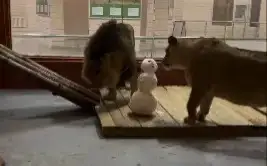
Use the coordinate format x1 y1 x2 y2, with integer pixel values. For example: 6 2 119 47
12 20 267 40
11 36 266 58
11 20 266 57
172 20 267 40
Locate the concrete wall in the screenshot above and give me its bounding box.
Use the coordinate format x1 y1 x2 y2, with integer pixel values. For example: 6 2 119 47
181 0 266 38
11 0 52 54
10 0 29 34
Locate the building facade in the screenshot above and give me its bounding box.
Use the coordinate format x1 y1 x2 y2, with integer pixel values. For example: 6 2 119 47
10 0 267 53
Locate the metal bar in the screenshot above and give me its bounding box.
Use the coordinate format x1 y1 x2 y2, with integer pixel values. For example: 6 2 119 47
231 22 235 38
12 34 267 40
172 21 175 36
255 25 260 38
150 0 156 58
204 21 208 37
243 22 247 39
12 19 266 39
150 35 155 58
173 20 267 24
224 24 227 41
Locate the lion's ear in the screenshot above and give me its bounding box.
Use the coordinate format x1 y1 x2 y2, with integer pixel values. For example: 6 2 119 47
168 36 178 45
211 37 220 46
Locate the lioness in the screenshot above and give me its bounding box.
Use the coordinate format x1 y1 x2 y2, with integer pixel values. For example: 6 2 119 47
81 19 137 101
162 36 267 124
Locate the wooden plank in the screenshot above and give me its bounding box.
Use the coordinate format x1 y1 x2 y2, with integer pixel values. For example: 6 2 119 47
167 86 215 123
95 86 266 138
152 86 185 123
103 99 128 126
95 101 115 127
206 98 251 125
137 102 178 127
251 106 267 115
258 107 267 114
171 86 251 125
98 89 128 126
218 100 266 126
117 89 141 127
119 89 172 127
155 102 179 126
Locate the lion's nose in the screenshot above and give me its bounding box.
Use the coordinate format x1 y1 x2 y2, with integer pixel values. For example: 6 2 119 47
86 79 92 85
162 60 170 67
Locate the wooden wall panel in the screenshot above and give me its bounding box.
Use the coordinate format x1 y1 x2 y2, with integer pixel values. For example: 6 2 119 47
0 0 12 89
2 57 187 89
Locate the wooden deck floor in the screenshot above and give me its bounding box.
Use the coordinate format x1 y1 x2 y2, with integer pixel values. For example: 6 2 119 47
95 86 267 138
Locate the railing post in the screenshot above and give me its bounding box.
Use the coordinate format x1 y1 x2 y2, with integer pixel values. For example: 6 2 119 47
223 22 227 41
204 21 208 37
242 21 247 38
254 22 260 39
231 21 235 38
150 33 155 58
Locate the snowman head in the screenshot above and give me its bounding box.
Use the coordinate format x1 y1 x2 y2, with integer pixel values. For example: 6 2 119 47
140 58 158 73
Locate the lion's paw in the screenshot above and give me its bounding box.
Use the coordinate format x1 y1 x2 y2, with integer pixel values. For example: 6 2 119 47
183 116 197 125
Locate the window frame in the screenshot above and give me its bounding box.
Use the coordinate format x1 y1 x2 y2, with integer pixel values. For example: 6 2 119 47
250 0 261 27
212 0 262 27
212 0 234 26
90 1 141 19
234 4 248 21
36 0 50 17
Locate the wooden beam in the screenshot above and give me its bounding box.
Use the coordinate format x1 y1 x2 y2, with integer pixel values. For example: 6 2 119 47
1 56 187 89
0 0 12 48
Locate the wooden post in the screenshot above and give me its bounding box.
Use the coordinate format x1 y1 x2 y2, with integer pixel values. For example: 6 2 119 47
0 0 12 49
0 0 12 89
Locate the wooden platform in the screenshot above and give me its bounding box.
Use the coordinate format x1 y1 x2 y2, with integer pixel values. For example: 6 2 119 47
95 86 267 138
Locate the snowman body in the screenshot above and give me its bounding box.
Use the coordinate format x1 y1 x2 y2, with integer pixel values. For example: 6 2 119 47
129 58 158 116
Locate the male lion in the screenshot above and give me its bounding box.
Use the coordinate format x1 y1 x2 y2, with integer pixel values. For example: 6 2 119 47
81 19 137 101
162 36 267 125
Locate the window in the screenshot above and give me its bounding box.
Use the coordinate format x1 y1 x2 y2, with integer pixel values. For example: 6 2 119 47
234 5 247 21
36 0 50 16
250 0 261 27
213 0 262 27
90 0 141 19
212 0 234 26
12 17 27 28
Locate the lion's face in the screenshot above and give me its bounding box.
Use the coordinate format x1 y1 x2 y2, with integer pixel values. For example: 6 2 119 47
162 36 191 71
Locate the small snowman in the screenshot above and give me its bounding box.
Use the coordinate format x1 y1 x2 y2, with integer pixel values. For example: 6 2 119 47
129 58 158 116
